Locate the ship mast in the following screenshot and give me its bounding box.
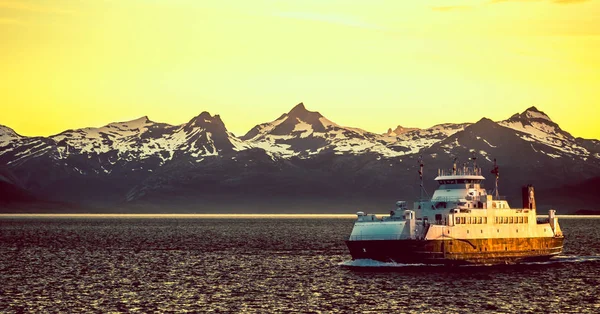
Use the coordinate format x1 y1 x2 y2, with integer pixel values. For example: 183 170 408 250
470 152 477 172
491 158 500 199
418 155 428 199
452 157 457 175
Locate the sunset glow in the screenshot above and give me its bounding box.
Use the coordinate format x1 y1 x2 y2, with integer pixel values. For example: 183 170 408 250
1 0 599 138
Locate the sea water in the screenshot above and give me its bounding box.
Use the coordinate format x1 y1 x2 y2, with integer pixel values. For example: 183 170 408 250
1 215 599 312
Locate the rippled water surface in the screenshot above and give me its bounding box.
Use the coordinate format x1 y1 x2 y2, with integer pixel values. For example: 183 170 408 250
1 216 599 313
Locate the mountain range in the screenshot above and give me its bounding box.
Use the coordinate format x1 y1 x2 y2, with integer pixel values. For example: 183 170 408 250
1 103 599 213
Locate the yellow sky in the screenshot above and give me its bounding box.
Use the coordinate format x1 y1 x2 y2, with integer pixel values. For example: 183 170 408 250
1 0 599 138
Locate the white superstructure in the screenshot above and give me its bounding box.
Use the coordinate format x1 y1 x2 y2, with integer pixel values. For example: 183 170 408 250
346 159 564 265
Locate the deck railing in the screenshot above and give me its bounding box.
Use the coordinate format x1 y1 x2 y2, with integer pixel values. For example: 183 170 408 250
438 167 482 176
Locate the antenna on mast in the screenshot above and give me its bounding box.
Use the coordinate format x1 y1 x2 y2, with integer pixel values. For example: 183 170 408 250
470 151 477 172
418 155 428 199
452 157 457 175
491 158 500 199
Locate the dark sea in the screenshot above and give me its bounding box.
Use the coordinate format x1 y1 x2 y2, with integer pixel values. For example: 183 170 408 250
1 215 599 313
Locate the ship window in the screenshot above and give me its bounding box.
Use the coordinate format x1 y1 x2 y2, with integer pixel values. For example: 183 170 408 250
481 230 483 233
519 217 523 224
456 217 460 224
478 217 482 224
484 217 487 224
460 217 466 224
504 217 508 224
509 217 514 224
495 217 498 224
525 217 528 223
467 230 469 234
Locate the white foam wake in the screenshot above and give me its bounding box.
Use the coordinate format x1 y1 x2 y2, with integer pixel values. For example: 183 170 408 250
338 259 444 268
339 255 600 268
520 255 600 265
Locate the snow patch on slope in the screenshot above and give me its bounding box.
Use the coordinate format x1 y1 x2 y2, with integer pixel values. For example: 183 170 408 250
501 120 589 157
0 125 21 147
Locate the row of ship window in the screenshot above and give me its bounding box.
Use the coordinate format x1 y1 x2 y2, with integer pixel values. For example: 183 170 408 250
495 216 528 224
454 216 529 225
455 217 487 224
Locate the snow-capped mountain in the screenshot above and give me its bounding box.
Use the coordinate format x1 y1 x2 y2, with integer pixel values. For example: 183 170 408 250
1 103 599 212
241 103 403 157
422 115 600 191
240 102 469 158
498 106 600 160
50 112 249 165
382 122 470 155
0 112 249 174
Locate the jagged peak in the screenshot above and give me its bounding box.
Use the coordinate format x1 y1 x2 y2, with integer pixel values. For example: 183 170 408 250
106 115 153 128
463 117 498 130
186 111 227 131
508 106 553 123
386 125 420 136
188 111 217 123
287 102 323 119
197 111 213 120
290 102 306 112
477 117 495 123
524 106 552 121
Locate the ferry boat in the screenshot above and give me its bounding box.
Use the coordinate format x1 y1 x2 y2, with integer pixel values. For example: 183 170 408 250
345 158 564 265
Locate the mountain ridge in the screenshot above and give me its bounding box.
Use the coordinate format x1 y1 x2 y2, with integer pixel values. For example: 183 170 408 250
1 103 599 213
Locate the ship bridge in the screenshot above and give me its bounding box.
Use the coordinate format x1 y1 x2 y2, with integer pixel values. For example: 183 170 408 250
432 167 487 202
